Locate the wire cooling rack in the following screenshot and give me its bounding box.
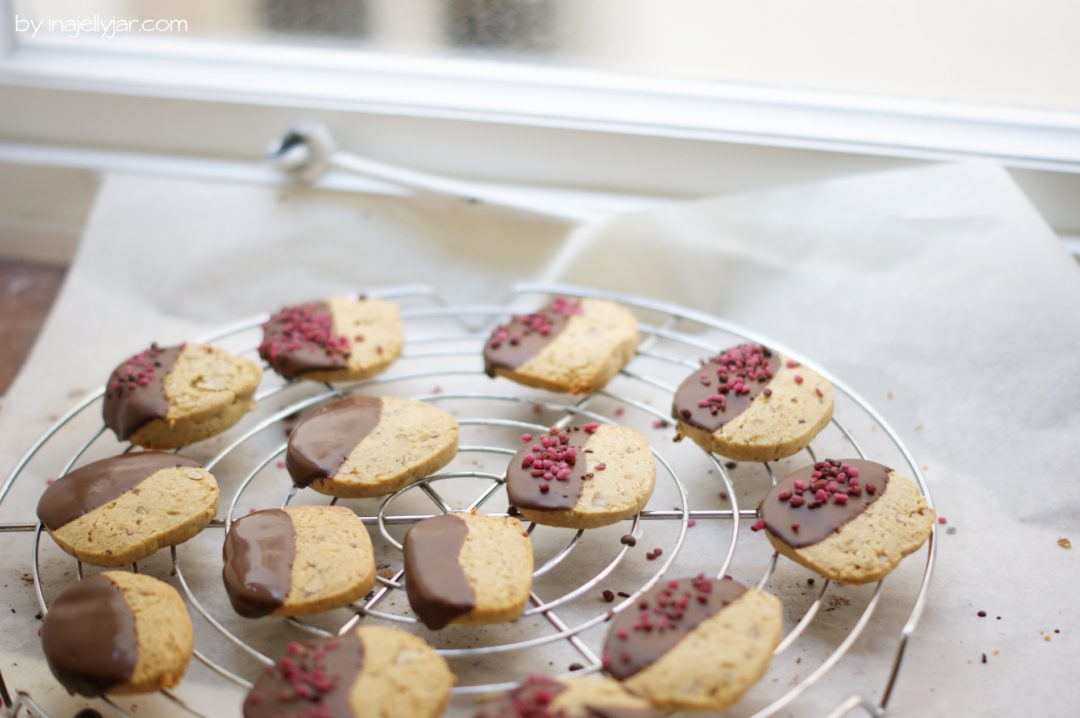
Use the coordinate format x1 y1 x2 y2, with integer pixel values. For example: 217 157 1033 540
0 283 936 718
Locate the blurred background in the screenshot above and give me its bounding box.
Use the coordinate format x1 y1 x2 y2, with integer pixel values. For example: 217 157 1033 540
11 0 1080 109
1 0 1078 390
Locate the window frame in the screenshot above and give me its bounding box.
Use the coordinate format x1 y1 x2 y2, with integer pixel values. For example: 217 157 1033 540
1 0 1079 239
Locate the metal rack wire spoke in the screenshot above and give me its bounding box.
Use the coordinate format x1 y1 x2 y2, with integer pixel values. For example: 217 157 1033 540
0 283 935 718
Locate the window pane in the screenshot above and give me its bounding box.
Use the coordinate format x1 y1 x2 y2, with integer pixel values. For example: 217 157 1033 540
11 0 1080 112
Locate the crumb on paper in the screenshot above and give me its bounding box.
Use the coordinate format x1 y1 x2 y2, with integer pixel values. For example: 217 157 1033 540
825 595 851 612
887 390 894 399
915 422 924 431
1058 537 1071 549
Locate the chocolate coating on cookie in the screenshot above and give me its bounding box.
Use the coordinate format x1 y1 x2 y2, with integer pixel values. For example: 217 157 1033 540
223 509 296 618
759 459 890 548
37 452 201 530
404 514 474 629
41 574 137 696
286 396 383 489
671 343 780 433
505 425 592 511
483 296 581 376
259 301 350 379
244 632 364 718
603 576 747 680
103 343 183 440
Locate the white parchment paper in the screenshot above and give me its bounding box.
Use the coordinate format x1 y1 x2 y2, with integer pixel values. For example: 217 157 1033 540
1 162 1076 717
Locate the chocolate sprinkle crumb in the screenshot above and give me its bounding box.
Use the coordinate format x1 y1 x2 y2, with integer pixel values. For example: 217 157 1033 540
978 610 987 618
807 578 815 586
568 663 584 671
617 591 631 598
620 534 637 547
981 653 987 664
725 461 737 469
602 590 615 603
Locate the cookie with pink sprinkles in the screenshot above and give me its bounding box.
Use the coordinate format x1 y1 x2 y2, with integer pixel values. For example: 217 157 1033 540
505 422 655 529
259 296 403 382
671 342 833 461
484 296 639 394
242 626 453 718
602 575 782 711
755 458 935 583
103 342 261 449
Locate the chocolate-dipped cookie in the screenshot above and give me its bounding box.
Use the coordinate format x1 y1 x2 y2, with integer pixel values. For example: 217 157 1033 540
37 452 218 567
756 459 935 583
41 572 193 696
258 296 403 382
602 575 781 711
286 395 458 498
476 674 658 718
484 296 639 395
404 512 533 629
243 625 453 718
223 505 375 617
506 423 655 529
104 342 261 449
671 343 833 461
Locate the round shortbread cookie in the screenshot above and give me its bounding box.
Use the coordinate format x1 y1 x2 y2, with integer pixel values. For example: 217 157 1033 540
243 625 453 718
104 342 261 450
404 512 533 629
37 452 218 567
286 395 459 498
475 674 658 718
506 423 655 529
757 459 935 584
672 343 833 461
41 571 193 696
484 296 639 394
259 296 404 382
602 575 781 712
223 505 376 617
